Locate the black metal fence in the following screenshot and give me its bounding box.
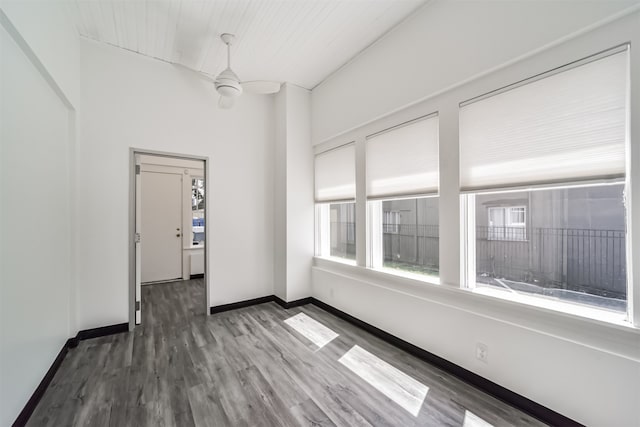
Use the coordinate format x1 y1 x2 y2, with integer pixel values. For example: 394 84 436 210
383 224 439 270
331 222 626 299
475 226 626 299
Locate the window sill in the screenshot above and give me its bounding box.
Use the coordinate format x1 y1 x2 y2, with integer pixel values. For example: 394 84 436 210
469 286 628 326
313 256 631 328
315 255 357 267
370 266 440 286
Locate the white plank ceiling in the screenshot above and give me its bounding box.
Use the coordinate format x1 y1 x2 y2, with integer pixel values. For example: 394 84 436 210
67 0 426 89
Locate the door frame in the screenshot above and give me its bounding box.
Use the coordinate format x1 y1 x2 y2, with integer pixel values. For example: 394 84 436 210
128 148 210 330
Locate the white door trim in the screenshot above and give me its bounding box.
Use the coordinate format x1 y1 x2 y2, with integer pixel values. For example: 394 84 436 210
128 148 210 331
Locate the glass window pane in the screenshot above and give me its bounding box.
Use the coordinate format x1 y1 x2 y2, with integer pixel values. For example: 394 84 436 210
474 184 627 313
192 178 205 245
382 197 439 276
330 202 356 260
509 207 525 225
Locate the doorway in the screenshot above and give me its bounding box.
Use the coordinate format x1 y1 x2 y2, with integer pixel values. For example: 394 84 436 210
129 149 209 329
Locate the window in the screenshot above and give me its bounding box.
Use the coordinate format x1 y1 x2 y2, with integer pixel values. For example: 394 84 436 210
487 206 526 241
330 202 356 259
371 197 439 276
383 211 400 234
315 143 356 261
366 114 440 278
192 177 205 245
473 185 626 313
460 47 629 315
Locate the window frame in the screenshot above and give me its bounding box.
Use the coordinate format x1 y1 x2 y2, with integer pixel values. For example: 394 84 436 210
316 201 357 264
462 179 629 320
458 45 631 322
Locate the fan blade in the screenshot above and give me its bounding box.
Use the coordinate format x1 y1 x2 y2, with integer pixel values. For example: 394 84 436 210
218 96 235 109
241 80 281 95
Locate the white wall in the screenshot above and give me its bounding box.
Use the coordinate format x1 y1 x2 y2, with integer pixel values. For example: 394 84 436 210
274 85 314 301
312 265 640 426
0 1 80 108
284 85 313 301
312 0 640 144
274 87 288 300
78 39 275 329
310 3 640 426
0 19 74 427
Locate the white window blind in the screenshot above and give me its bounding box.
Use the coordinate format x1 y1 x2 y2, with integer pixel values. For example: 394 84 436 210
314 143 356 202
459 48 628 191
366 115 439 199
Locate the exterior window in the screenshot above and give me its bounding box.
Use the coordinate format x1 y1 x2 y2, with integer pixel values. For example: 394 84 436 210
316 202 356 261
192 178 205 245
460 47 629 316
330 202 356 260
472 185 626 313
365 114 440 280
370 197 439 277
383 211 400 234
314 143 356 262
487 206 526 241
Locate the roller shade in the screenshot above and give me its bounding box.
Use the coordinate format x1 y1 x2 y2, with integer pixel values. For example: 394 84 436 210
459 48 628 191
314 143 356 202
366 115 439 199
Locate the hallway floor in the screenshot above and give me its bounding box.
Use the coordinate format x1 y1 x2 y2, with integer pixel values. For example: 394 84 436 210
27 279 545 426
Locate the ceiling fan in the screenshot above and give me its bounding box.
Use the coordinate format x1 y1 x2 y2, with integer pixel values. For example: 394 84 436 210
210 33 281 109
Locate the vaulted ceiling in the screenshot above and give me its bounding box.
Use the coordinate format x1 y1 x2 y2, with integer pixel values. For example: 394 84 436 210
67 0 426 89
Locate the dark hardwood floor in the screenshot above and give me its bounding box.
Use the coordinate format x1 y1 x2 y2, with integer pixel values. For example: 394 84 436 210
27 279 545 426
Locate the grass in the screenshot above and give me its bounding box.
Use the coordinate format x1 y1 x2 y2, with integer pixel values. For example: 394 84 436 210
383 260 439 276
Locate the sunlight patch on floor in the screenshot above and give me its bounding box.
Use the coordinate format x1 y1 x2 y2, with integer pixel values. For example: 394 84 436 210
338 345 428 416
463 410 494 427
284 312 339 349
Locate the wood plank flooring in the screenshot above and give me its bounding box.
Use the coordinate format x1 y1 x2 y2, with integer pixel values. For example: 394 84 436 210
27 279 546 426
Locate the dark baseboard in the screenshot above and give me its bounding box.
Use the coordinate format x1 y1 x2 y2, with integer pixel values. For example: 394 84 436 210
209 295 314 314
210 295 275 314
76 323 129 341
11 338 73 427
274 296 313 309
309 297 582 427
12 323 129 427
190 273 204 279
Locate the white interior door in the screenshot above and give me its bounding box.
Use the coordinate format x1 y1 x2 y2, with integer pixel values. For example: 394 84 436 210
141 171 183 283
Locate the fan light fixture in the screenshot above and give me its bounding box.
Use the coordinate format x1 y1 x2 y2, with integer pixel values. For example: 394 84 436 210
214 34 243 100
209 33 281 108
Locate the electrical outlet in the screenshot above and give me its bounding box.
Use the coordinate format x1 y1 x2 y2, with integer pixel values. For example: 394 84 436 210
476 343 488 363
